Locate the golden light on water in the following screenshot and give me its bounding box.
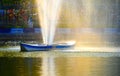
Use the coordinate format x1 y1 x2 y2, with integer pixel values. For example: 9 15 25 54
55 57 110 76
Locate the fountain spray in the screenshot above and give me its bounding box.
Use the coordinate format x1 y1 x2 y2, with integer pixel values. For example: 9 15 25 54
35 0 62 45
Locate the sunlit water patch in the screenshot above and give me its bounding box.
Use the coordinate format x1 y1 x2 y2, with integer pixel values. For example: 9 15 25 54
0 57 120 76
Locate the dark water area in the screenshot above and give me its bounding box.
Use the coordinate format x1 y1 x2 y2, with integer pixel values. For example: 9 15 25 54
0 57 120 76
0 57 42 76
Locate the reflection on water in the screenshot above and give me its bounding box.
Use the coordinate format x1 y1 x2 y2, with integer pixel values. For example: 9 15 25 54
0 57 42 76
0 57 120 76
55 57 120 76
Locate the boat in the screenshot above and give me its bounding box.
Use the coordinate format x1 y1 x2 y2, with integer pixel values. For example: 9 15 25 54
20 43 53 52
20 41 76 52
54 41 76 49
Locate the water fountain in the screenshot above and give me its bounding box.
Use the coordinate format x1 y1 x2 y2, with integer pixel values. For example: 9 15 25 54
20 0 120 52
35 0 62 45
20 0 75 51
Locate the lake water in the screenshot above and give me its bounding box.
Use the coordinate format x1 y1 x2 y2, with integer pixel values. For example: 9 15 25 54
0 51 120 76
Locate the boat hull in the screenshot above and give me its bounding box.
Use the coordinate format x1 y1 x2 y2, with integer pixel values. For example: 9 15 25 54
20 43 53 52
20 41 75 52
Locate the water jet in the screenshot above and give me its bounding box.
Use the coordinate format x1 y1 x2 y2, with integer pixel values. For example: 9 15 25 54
20 0 76 51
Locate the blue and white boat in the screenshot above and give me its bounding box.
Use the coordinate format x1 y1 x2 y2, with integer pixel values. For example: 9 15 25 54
20 43 53 52
54 41 76 49
20 41 75 52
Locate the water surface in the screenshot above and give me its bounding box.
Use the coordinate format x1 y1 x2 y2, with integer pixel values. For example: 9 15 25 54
0 55 120 76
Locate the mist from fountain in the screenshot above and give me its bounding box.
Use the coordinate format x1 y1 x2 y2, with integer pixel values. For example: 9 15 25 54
35 0 62 45
34 0 120 48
